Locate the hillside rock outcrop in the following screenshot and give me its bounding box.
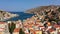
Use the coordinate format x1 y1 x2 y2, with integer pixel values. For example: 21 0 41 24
26 5 60 22
0 10 19 21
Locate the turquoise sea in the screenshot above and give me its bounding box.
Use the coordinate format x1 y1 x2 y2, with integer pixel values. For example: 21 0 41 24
7 12 34 21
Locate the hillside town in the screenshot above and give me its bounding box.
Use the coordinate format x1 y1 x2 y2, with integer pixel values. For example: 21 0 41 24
0 15 60 34
0 5 60 34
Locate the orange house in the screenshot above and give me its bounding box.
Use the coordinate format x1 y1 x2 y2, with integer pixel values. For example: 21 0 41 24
13 28 20 34
30 29 36 34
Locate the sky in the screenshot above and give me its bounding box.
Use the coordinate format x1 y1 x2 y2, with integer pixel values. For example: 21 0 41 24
0 0 60 11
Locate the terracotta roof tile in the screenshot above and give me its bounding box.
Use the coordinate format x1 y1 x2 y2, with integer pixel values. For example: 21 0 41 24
14 28 20 32
48 28 55 32
0 22 6 24
54 24 60 28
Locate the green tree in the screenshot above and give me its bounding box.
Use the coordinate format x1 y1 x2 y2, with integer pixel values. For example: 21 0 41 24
19 28 25 34
8 23 16 34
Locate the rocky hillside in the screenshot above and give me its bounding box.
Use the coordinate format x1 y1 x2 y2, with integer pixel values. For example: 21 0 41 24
0 10 19 21
26 5 60 22
26 5 59 14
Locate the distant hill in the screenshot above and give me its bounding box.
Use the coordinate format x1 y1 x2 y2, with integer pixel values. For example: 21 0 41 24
26 5 60 14
26 5 60 22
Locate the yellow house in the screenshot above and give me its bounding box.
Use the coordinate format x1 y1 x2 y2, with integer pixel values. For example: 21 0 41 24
0 32 4 34
0 28 5 34
35 30 42 34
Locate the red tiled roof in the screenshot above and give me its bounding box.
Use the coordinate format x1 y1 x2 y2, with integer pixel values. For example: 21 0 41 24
0 22 6 24
24 25 28 28
28 26 32 28
48 28 55 32
54 24 60 28
35 24 39 26
39 26 45 29
14 28 20 32
0 28 5 31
